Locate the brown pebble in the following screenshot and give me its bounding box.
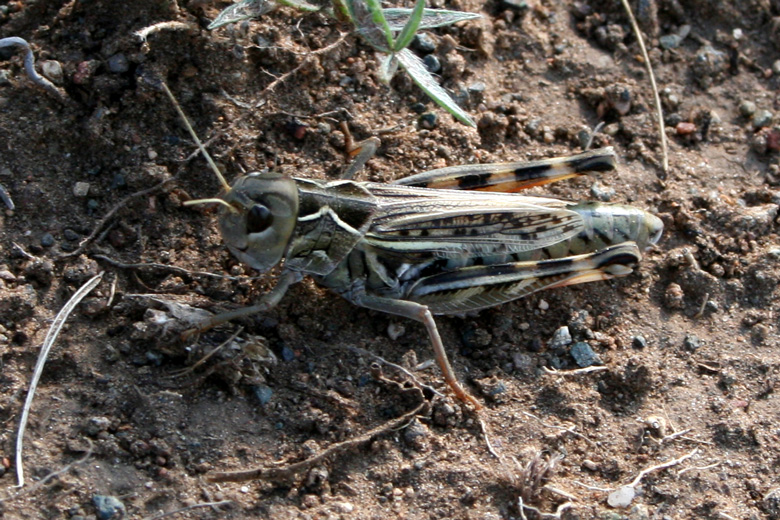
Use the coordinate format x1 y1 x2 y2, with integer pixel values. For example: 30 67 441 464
766 129 780 151
664 282 685 309
676 121 697 135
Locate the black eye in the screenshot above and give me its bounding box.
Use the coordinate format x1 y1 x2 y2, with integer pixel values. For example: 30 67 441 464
246 204 273 234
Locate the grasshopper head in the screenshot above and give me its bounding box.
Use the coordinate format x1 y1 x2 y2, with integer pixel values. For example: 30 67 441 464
217 172 299 272
642 212 664 249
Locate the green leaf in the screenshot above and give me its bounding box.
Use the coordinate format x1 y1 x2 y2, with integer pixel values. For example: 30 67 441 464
278 0 321 12
330 0 351 20
383 8 481 30
346 0 392 51
208 0 278 30
396 48 475 127
378 53 399 83
363 0 395 50
393 0 425 52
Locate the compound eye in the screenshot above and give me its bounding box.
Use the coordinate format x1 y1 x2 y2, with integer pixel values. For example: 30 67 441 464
246 204 273 234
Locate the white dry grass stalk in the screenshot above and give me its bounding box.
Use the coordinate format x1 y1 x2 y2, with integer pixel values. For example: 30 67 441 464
627 447 698 488
135 21 196 43
618 0 669 173
15 272 104 487
0 37 69 102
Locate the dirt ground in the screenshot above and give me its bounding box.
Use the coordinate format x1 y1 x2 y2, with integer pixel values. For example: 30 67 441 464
1 0 779 518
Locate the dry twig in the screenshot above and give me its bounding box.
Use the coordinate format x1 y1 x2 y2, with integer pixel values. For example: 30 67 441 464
208 398 426 483
542 366 607 376
169 327 244 378
57 179 175 259
92 254 243 281
627 448 698 488
618 0 668 173
348 345 444 398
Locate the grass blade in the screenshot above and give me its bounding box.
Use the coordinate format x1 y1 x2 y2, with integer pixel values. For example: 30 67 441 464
384 8 481 30
278 0 321 12
363 0 395 50
346 0 392 51
393 0 426 52
208 0 278 30
378 53 399 83
396 48 474 127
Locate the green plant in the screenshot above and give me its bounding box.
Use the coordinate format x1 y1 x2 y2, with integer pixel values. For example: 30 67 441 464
208 0 480 126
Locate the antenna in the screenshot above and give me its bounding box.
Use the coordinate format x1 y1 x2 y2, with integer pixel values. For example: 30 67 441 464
160 81 231 192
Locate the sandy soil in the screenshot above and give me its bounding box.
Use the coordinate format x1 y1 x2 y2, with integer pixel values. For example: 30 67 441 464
0 0 779 518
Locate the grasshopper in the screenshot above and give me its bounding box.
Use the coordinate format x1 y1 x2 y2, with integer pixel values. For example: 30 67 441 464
166 86 662 408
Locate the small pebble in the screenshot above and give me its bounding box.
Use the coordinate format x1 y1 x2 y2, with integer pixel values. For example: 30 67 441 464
252 384 273 405
607 485 635 508
419 112 437 129
24 260 53 286
93 495 126 520
692 45 728 89
659 33 683 49
773 60 780 75
590 181 615 201
107 53 129 73
145 350 163 365
512 352 534 373
410 102 427 114
548 326 572 349
468 81 486 93
676 121 697 135
0 70 10 86
403 418 430 450
738 100 756 117
111 173 126 189
281 344 295 362
40 233 55 248
752 109 773 129
582 459 598 471
632 335 647 349
423 54 441 73
333 502 355 514
664 283 684 309
502 0 529 12
73 181 90 197
538 299 549 311
387 322 405 340
40 60 63 83
570 341 601 367
628 503 651 520
63 228 80 241
683 333 702 351
412 33 436 53
432 402 456 427
568 310 591 336
604 84 632 115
